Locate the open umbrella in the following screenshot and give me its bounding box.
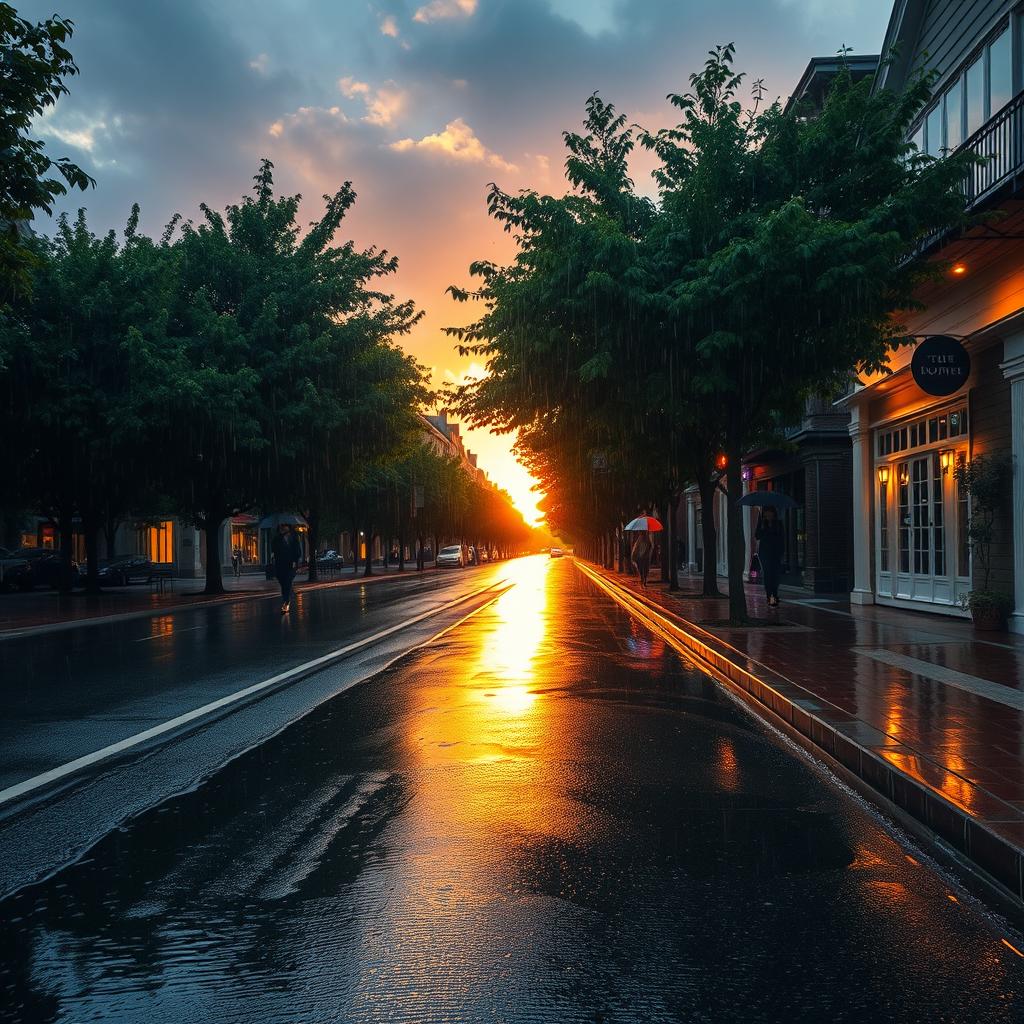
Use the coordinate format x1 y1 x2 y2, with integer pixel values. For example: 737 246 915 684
736 492 798 510
258 512 309 529
624 515 664 532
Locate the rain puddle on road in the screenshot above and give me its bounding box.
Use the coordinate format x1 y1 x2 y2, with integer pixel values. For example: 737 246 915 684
1 557 1023 1023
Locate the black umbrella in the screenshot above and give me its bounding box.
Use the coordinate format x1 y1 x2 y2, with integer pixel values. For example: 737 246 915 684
736 491 798 510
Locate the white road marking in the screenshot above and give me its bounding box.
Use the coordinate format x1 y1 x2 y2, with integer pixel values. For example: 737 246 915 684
133 624 206 642
0 577 508 809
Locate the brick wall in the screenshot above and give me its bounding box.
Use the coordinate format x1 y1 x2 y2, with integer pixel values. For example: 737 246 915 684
969 343 1013 593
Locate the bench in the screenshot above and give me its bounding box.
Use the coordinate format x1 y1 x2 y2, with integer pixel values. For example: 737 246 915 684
147 570 175 594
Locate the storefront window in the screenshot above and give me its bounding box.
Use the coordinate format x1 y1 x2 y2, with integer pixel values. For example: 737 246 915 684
912 457 930 574
932 453 945 576
140 521 174 564
231 527 259 563
957 473 971 578
899 466 910 574
879 481 889 572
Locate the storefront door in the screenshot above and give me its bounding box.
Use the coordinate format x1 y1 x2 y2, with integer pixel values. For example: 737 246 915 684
878 451 962 607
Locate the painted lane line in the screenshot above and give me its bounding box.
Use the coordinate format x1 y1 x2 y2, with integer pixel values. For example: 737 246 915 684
134 624 206 643
0 577 509 809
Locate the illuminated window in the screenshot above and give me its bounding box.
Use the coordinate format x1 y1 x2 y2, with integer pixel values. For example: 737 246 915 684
142 521 174 563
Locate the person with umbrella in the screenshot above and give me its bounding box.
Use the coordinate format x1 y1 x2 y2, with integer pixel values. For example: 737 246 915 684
737 491 795 609
271 522 302 614
755 507 785 607
624 515 662 590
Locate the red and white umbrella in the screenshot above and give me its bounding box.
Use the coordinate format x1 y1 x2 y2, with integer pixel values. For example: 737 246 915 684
624 515 663 532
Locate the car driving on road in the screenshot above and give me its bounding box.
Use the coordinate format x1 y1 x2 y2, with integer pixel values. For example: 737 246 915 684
435 545 464 568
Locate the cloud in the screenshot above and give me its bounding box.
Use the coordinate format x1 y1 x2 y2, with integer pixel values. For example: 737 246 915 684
379 14 399 37
391 117 516 171
413 0 477 25
249 52 269 74
443 361 488 386
339 76 406 126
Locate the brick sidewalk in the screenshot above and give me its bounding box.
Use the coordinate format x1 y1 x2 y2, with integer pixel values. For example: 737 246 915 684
0 564 438 638
581 561 1024 904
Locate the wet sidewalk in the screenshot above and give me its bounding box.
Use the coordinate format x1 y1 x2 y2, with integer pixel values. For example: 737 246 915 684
580 561 1024 905
0 563 441 639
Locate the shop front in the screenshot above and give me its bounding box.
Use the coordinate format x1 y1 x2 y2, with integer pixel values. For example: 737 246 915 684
871 401 972 614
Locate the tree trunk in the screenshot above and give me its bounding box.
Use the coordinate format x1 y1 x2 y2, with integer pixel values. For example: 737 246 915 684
660 500 670 584
363 524 374 577
82 512 102 595
725 444 748 623
58 513 75 594
417 533 425 571
103 515 119 563
398 528 406 571
203 514 227 595
668 492 681 592
306 510 320 581
696 474 722 597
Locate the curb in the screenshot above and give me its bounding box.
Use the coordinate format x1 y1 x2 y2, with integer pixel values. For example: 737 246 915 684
576 560 1024 909
0 566 460 642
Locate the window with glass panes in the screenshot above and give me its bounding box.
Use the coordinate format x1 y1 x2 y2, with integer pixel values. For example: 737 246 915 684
911 24 1014 154
879 480 889 572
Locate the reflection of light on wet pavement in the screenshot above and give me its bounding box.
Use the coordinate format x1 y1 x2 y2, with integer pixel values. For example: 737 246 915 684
715 736 740 793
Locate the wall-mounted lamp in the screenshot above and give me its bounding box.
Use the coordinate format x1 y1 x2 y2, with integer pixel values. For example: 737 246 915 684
877 465 890 485
741 466 752 482
899 466 910 486
715 453 728 471
939 449 953 474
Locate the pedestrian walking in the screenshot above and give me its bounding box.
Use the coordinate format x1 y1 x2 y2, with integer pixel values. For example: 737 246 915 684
755 506 785 608
231 546 242 578
631 531 653 589
271 523 301 614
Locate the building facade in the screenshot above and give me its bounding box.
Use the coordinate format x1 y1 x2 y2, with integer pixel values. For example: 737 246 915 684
845 0 1023 627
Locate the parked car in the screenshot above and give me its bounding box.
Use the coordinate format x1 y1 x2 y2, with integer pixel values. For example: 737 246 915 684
95 556 154 586
550 547 563 559
0 547 33 592
12 548 80 588
436 545 465 568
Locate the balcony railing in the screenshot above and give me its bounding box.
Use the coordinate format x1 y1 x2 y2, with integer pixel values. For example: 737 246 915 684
961 90 1024 207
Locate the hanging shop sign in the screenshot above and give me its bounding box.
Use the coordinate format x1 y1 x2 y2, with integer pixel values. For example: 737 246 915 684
910 336 971 396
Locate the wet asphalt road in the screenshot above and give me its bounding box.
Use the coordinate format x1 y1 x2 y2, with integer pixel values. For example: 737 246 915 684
2 556 1024 1023
0 566 504 794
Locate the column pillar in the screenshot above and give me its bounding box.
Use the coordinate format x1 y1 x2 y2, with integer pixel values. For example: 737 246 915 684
849 404 875 605
1001 334 1024 633
686 494 697 573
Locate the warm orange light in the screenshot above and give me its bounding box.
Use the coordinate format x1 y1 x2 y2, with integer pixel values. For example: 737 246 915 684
899 466 910 486
877 465 890 485
715 452 728 471
951 262 967 276
940 449 953 473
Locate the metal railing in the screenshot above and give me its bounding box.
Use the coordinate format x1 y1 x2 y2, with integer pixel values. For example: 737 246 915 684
961 91 1024 207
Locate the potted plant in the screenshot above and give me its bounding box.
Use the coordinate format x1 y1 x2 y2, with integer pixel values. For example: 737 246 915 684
954 453 1013 631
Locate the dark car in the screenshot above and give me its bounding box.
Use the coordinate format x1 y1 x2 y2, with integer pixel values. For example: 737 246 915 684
0 547 33 592
96 556 154 586
14 548 80 588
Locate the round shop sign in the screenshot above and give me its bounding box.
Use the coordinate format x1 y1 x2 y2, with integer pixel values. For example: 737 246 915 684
910 336 971 396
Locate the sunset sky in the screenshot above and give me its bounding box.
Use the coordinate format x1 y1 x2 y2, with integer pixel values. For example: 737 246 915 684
25 0 894 526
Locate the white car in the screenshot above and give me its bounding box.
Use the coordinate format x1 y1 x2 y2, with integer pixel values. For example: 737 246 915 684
549 547 563 558
436 545 464 568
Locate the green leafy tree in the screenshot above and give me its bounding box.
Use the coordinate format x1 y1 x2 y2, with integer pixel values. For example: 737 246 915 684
0 3 93 303
132 161 424 593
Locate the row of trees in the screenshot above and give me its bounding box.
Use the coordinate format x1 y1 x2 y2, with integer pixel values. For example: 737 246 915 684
0 7 532 595
449 45 977 621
